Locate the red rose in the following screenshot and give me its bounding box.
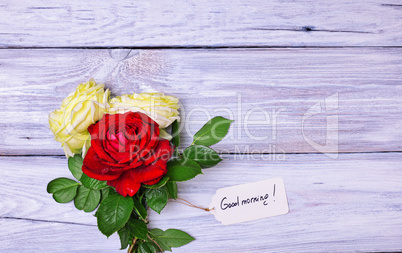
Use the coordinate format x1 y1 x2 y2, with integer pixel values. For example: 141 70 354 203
82 112 172 197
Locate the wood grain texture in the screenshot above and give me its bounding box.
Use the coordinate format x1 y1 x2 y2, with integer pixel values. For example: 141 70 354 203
1 0 402 47
0 219 120 252
1 1 401 252
1 154 401 252
0 48 401 155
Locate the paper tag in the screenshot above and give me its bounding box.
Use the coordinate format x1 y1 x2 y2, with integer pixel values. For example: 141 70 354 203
209 178 289 225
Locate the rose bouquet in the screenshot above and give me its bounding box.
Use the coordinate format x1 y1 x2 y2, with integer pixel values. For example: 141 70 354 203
47 79 233 252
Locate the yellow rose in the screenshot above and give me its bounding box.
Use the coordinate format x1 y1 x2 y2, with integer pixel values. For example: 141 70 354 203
108 93 180 128
49 79 110 157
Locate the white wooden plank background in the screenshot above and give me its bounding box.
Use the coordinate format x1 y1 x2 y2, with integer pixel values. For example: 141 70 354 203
1 153 401 252
0 48 401 155
1 0 402 47
1 1 402 252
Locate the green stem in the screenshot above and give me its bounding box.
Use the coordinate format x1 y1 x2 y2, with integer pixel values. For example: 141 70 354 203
173 148 180 157
147 234 164 253
127 238 137 253
138 191 146 203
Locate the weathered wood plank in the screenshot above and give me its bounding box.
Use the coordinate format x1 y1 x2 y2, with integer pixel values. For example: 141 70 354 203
1 0 402 47
0 153 401 252
0 48 401 155
0 219 120 252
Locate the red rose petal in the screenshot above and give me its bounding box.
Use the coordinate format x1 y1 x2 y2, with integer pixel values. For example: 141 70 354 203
103 159 143 174
125 117 143 132
105 146 132 164
89 120 116 163
84 112 173 197
143 139 172 165
105 138 119 153
107 173 141 197
139 130 159 159
158 139 174 162
129 159 167 183
142 176 163 186
82 148 122 180
82 165 121 181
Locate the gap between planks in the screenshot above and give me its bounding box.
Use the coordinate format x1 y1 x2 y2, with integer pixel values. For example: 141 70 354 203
1 48 401 154
2 0 402 47
0 216 96 227
1 153 401 252
2 46 402 50
1 150 402 157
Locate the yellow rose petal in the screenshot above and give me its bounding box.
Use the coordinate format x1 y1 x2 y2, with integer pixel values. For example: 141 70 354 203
108 92 180 128
49 79 110 157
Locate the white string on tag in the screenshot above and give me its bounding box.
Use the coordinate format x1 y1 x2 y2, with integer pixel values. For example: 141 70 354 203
170 197 213 212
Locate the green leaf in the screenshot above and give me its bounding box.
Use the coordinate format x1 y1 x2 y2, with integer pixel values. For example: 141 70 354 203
127 218 148 240
142 176 169 189
47 178 79 203
118 226 132 250
100 187 113 203
96 194 134 237
132 197 148 221
68 154 83 180
149 228 164 237
171 120 180 147
165 158 202 182
145 187 168 214
149 229 172 252
192 116 233 146
183 145 222 168
153 229 194 249
137 242 157 253
74 185 101 212
80 173 108 190
166 182 178 199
